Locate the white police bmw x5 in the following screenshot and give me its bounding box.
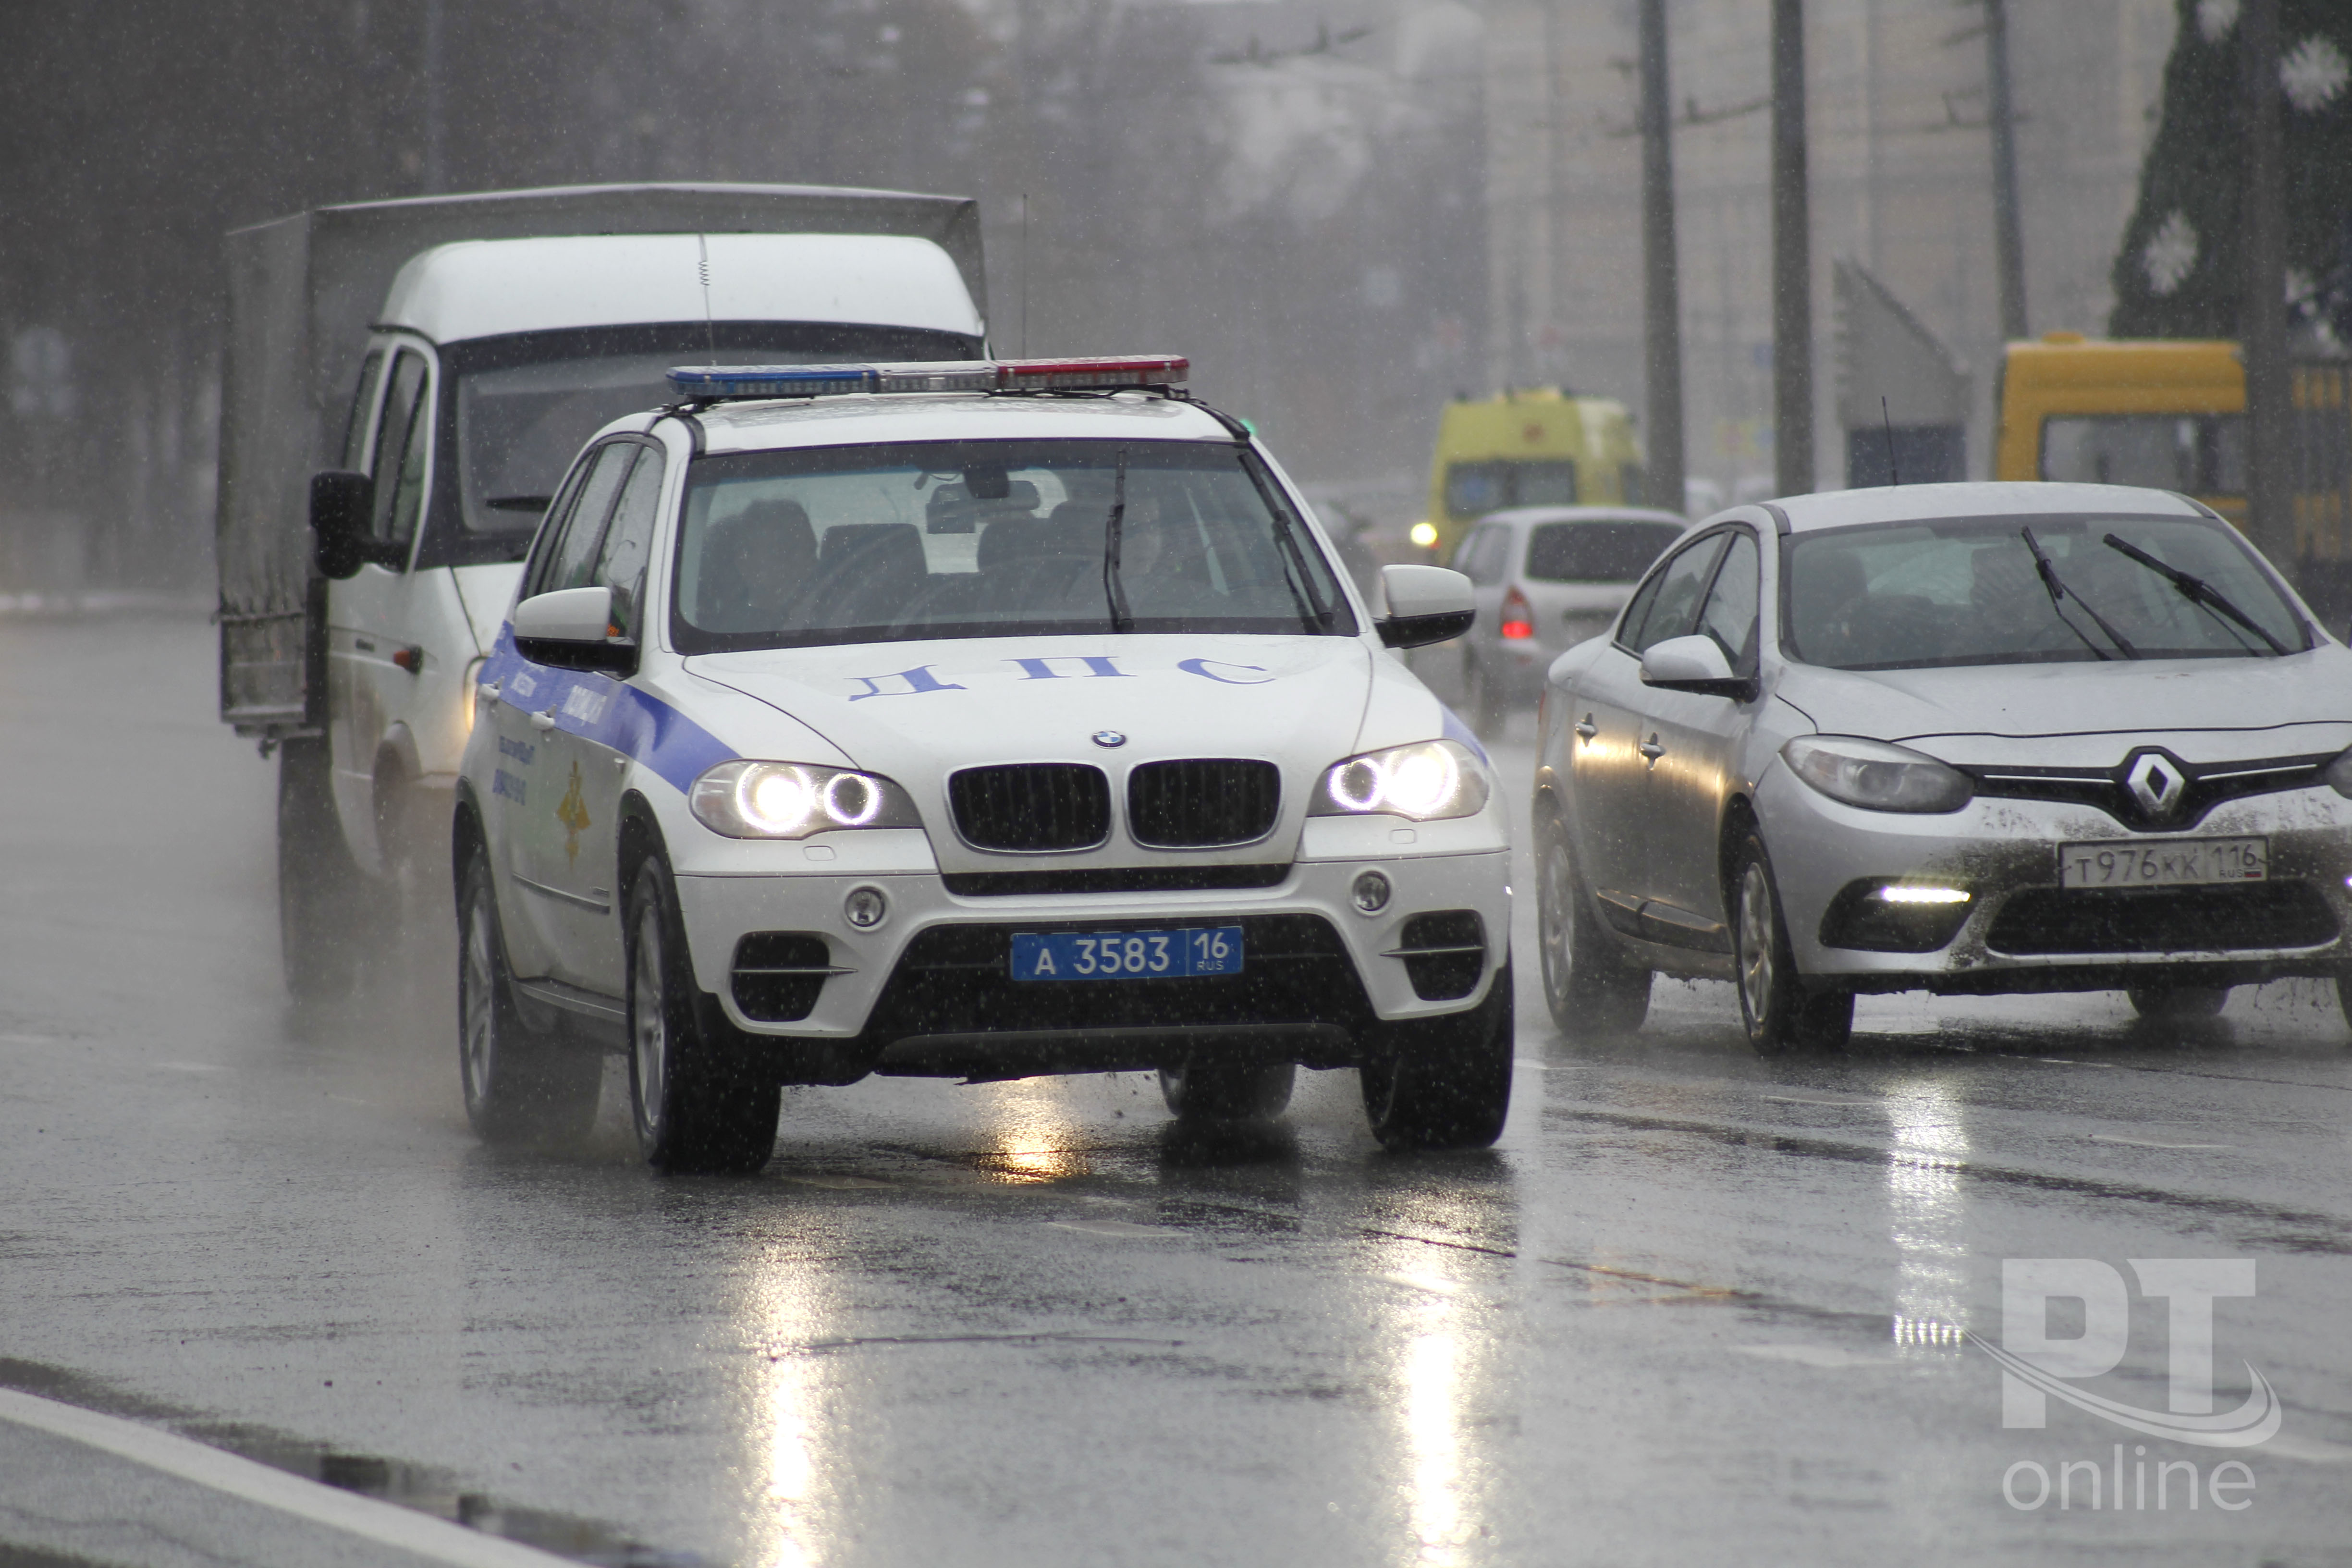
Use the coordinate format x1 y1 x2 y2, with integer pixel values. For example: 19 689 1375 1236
454 356 1512 1172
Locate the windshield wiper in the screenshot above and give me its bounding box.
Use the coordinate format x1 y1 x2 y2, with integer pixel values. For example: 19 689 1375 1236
1102 448 1135 635
2021 526 2138 660
2102 532 2289 656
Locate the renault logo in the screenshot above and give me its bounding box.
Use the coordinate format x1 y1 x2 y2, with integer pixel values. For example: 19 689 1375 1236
2124 750 2188 818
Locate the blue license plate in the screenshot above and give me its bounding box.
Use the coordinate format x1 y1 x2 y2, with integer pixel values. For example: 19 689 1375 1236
1009 926 1244 982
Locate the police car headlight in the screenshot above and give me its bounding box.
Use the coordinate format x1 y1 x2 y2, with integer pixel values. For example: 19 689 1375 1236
1782 735 1974 814
689 761 922 839
1309 740 1491 822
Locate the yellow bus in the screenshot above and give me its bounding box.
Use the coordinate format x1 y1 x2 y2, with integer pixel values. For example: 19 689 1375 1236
1418 389 1645 555
1998 334 2352 592
1996 333 2247 519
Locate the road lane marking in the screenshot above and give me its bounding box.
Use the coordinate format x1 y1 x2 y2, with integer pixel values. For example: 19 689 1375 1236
1760 1094 1877 1108
2088 1133 2237 1152
0 1386 571 1567
775 1174 894 1189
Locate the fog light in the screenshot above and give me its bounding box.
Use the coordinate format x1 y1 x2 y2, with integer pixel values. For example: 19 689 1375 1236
1351 870 1392 914
1875 884 1969 905
844 885 888 929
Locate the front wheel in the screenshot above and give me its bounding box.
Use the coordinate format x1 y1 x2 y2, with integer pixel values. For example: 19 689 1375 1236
1360 960 1515 1151
278 736 374 1000
1536 816 1651 1036
2128 984 2230 1021
456 843 601 1145
1729 834 1852 1055
625 858 780 1175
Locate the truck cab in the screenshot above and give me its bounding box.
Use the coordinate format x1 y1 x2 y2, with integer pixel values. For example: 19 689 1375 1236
215 187 988 996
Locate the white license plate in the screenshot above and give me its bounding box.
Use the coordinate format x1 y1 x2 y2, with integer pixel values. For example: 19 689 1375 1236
2058 837 2268 889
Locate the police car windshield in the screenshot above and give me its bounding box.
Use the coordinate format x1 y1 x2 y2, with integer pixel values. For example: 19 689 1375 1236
674 438 1356 652
1782 513 2309 670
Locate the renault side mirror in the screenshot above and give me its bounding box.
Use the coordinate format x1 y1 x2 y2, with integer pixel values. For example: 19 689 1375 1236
1376 564 1476 649
309 470 373 580
1639 634 1754 699
513 585 636 674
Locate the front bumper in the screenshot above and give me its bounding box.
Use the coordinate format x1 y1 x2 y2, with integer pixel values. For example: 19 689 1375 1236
1755 766 2352 994
672 833 1511 1077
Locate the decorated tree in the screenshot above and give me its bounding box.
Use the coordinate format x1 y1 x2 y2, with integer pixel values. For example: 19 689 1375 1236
2110 0 2352 342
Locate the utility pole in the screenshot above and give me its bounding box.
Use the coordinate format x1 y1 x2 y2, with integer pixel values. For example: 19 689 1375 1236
2242 0 2291 566
422 0 446 194
1771 0 1813 497
1984 0 2028 341
1638 0 1685 514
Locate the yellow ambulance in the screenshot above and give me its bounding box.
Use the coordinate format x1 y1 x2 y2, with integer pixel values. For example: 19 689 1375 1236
1417 389 1646 556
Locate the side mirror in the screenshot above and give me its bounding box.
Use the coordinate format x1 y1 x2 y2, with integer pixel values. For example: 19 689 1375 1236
309 469 373 580
1638 633 1753 699
513 586 635 674
1377 564 1476 650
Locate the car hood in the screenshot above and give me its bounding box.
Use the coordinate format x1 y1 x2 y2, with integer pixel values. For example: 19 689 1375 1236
1773 648 2352 766
684 633 1383 870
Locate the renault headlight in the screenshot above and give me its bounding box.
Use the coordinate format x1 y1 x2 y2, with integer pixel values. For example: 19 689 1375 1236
1782 735 1974 814
689 760 922 839
1310 740 1492 822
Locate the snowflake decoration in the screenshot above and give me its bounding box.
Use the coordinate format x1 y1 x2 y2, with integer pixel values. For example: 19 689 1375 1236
2143 210 2200 297
2281 34 2350 113
2198 0 2239 45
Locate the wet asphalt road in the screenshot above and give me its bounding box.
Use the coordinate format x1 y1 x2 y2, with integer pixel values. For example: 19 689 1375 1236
2 613 2350 1568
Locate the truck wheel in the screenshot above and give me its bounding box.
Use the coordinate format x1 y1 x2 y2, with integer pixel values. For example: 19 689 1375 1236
1730 834 1852 1055
625 858 779 1175
277 736 373 1000
1159 1060 1295 1123
1360 959 1515 1151
456 844 601 1144
1536 813 1651 1036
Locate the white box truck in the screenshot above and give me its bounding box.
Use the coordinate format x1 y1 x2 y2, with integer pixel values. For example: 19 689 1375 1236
215 183 987 995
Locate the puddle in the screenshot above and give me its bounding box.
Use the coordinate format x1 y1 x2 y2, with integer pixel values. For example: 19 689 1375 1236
0 1356 699 1567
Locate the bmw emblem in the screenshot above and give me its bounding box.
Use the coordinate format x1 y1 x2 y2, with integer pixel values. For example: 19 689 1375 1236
1091 730 1127 748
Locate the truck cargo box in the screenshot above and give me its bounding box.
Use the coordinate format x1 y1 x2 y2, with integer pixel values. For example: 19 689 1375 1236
216 183 985 734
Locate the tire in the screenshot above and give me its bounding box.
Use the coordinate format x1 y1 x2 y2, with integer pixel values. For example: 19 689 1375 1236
2127 984 2230 1021
277 735 374 1000
1729 834 1853 1055
1536 813 1651 1036
625 858 780 1175
1159 1060 1296 1123
1360 959 1515 1151
1464 649 1508 740
456 843 602 1145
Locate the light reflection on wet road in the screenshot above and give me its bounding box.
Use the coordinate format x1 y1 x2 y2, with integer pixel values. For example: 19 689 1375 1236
2 616 2350 1566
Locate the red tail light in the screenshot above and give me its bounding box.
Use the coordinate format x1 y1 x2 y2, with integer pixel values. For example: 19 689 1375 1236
1501 586 1534 640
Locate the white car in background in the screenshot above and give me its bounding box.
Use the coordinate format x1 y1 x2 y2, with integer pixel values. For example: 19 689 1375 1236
1534 481 2352 1054
455 356 1514 1171
1446 505 1690 735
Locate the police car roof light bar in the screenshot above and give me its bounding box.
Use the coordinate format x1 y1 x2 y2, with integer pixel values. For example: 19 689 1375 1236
665 355 1188 403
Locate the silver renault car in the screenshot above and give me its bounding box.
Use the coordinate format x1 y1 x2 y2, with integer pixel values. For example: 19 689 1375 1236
1534 481 2352 1053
